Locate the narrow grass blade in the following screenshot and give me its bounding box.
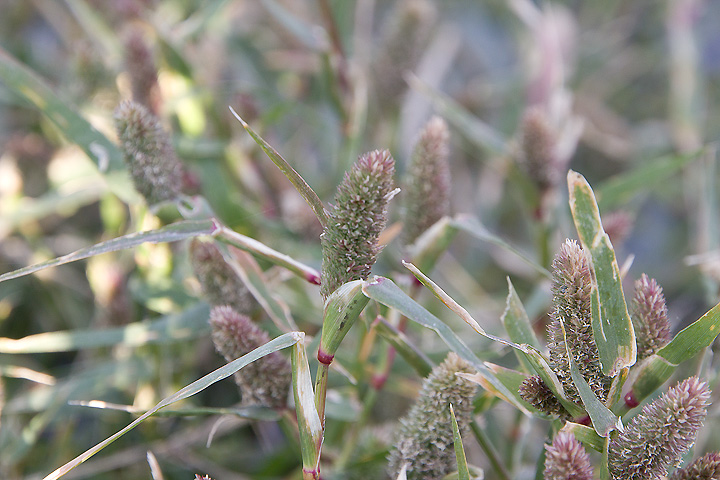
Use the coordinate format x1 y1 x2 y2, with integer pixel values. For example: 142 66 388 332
64 0 122 61
0 186 105 237
229 107 328 227
361 276 530 415
559 319 622 437
402 262 583 417
450 404 470 480
319 280 370 361
560 423 604 452
628 301 720 403
407 74 507 156
215 244 298 332
568 170 635 376
260 0 327 51
0 46 137 203
42 332 301 480
451 214 551 278
374 317 434 377
502 278 541 373
406 216 459 274
0 303 209 353
68 401 281 421
458 364 539 416
291 334 323 478
628 354 676 404
214 223 321 284
596 150 700 210
657 300 720 365
0 220 216 283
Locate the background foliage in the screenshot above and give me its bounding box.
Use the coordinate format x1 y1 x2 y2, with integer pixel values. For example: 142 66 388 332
1 0 720 479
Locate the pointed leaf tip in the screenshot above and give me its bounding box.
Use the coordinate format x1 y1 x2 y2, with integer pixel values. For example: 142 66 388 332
228 106 248 127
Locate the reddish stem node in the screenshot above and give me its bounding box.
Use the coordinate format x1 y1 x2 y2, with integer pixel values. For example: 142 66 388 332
317 349 334 365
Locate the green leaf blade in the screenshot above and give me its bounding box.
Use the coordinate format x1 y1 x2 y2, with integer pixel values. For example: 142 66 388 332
43 332 301 480
0 220 216 283
361 276 530 415
568 170 636 376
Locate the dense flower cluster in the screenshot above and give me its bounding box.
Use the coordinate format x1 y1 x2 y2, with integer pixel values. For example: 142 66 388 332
320 149 395 298
543 431 594 480
609 376 710 479
402 116 451 246
209 306 291 409
388 353 477 480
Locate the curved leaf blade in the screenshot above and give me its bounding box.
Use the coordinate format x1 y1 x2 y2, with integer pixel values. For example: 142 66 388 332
361 276 530 415
0 220 216 283
43 332 301 480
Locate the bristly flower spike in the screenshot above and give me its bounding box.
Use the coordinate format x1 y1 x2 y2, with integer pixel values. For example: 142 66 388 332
114 100 183 205
547 239 611 405
320 149 396 299
519 375 569 418
189 239 256 315
209 306 291 409
388 353 477 480
402 116 451 246
609 376 710 480
373 0 436 106
543 431 594 480
122 25 159 114
669 452 720 480
631 273 671 359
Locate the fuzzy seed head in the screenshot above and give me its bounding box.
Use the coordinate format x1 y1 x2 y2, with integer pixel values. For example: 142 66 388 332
609 376 710 480
632 274 671 359
669 452 720 480
190 239 256 315
373 0 436 105
520 107 560 191
519 375 569 418
209 306 291 409
321 149 395 298
543 431 594 480
388 352 477 480
114 100 182 204
122 26 159 112
402 116 451 246
547 239 610 405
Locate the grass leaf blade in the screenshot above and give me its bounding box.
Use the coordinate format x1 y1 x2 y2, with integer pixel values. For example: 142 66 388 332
568 170 635 376
0 220 216 283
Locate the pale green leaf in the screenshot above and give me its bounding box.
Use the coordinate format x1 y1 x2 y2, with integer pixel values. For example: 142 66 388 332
406 216 459 274
568 170 635 376
215 244 298 332
0 220 216 283
361 276 530 415
374 317 434 378
657 300 720 365
402 263 583 417
560 422 604 452
42 332 301 480
407 75 507 156
229 107 328 227
68 400 281 421
0 303 209 353
501 277 541 373
291 334 323 476
214 223 321 284
319 280 370 359
596 151 700 210
450 404 470 480
451 214 551 278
